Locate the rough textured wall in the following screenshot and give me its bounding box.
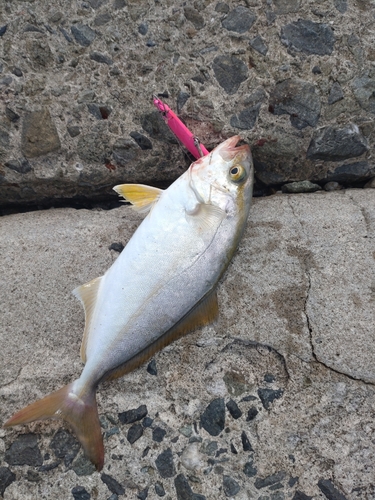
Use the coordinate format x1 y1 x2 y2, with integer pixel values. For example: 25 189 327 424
0 0 374 208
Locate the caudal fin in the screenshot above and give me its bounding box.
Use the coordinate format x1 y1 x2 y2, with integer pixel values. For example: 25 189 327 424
4 383 104 471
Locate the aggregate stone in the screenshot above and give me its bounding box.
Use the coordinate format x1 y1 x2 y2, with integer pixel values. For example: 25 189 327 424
118 404 148 424
0 467 16 497
174 473 197 499
221 6 256 34
334 0 348 12
269 79 321 129
230 104 261 130
184 7 205 30
273 0 301 14
138 23 148 35
87 103 112 120
141 111 178 144
5 158 31 174
200 398 225 436
112 138 138 165
351 75 375 113
71 453 96 476
5 106 20 122
306 125 368 161
258 388 284 410
137 487 149 499
241 431 254 452
71 24 96 47
0 25 7 37
72 485 91 500
177 91 190 113
292 492 312 500
243 460 257 478
49 429 81 466
146 358 157 375
94 13 112 26
127 423 143 444
326 161 375 183
130 131 153 150
317 479 347 500
328 82 344 105
155 448 176 478
101 472 125 496
90 52 113 65
223 475 240 497
280 20 335 55
5 433 43 467
226 399 242 419
212 55 248 95
323 181 342 191
67 125 81 138
281 181 322 193
249 35 268 55
59 27 73 42
255 471 287 489
246 407 258 421
21 108 61 158
153 427 166 442
155 482 166 497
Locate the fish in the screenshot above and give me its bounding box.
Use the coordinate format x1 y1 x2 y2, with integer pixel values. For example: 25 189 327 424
4 136 254 471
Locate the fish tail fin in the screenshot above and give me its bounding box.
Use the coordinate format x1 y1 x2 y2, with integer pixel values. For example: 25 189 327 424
3 383 104 471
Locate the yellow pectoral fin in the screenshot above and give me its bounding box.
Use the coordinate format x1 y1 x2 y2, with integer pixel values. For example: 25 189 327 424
73 276 103 363
113 184 163 214
104 289 219 382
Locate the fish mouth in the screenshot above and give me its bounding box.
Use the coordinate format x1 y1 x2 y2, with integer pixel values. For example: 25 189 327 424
216 136 251 162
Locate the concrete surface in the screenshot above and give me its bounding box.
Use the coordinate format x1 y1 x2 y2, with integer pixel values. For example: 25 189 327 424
0 190 375 499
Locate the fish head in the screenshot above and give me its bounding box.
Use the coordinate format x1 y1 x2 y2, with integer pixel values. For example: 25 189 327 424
189 136 254 216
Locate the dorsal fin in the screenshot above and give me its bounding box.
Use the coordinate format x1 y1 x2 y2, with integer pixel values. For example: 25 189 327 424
72 276 103 363
104 289 219 382
113 184 163 214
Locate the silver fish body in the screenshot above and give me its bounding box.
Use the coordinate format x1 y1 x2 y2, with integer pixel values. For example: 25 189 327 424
4 136 254 470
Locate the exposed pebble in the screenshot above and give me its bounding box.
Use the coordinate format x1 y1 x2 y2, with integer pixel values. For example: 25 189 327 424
130 131 153 150
223 475 240 497
184 7 205 30
155 481 166 497
0 467 16 496
200 398 225 436
50 429 80 466
243 460 257 478
71 453 96 476
5 433 43 467
221 6 256 33
307 125 368 161
249 35 268 55
328 82 344 105
281 20 335 55
269 79 320 129
127 424 144 444
101 472 125 496
72 485 91 500
281 181 322 193
5 159 31 174
230 104 261 130
258 388 284 409
90 52 113 65
317 479 348 500
212 55 248 95
292 491 312 500
153 427 166 442
327 161 374 183
21 108 61 158
255 471 287 489
174 473 205 499
155 448 176 478
324 181 342 191
226 399 242 419
137 487 149 499
351 75 375 113
119 405 148 424
71 24 96 47
241 431 254 452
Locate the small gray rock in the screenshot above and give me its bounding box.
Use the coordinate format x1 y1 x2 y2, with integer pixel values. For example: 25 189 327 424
90 52 113 65
177 91 190 113
269 79 321 129
72 486 91 500
21 108 61 158
255 471 287 489
281 20 335 55
0 467 16 497
119 404 148 424
317 479 348 500
241 431 254 451
200 398 225 436
221 6 256 34
5 433 43 466
243 460 257 478
153 427 166 442
212 55 248 95
67 125 81 138
328 83 344 105
94 13 111 26
127 424 143 444
71 453 96 476
281 181 322 193
324 181 342 191
326 161 375 183
184 6 205 30
155 448 176 478
258 388 284 409
249 35 268 55
223 475 240 497
138 23 148 35
292 491 313 500
307 125 368 161
141 111 178 143
226 399 242 419
130 131 153 150
351 75 375 113
71 24 96 47
155 481 166 497
230 104 261 130
112 138 138 165
334 0 348 12
101 473 125 496
5 159 31 174
50 429 80 466
273 0 301 14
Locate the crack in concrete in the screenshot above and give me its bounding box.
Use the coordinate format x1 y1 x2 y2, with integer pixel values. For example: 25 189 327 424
286 196 375 386
347 192 373 239
0 367 22 389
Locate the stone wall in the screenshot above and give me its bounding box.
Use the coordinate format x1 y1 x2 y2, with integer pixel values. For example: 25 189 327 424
1 0 374 208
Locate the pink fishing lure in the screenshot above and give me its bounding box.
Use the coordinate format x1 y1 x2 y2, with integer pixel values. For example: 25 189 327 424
153 96 209 159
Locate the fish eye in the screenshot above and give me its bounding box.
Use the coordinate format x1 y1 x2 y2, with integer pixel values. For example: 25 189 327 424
229 164 246 183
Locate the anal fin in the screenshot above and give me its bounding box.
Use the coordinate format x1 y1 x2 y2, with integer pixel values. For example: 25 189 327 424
104 289 219 382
